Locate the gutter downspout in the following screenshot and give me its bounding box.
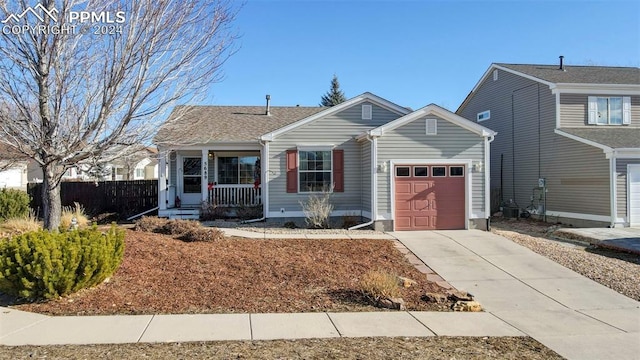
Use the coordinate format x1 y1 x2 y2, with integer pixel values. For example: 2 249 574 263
349 135 377 230
243 140 269 224
609 154 617 228
485 134 495 231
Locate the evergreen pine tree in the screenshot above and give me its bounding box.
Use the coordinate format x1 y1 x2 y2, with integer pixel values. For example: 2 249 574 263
320 75 346 106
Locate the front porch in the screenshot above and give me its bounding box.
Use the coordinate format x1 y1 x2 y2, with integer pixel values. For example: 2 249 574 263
158 147 263 219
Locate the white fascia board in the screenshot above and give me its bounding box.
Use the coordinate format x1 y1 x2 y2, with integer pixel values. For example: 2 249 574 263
554 129 612 153
612 149 640 158
260 92 410 141
373 104 496 138
551 83 640 95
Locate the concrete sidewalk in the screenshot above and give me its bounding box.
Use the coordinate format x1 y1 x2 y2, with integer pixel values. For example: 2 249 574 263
0 308 525 345
556 227 640 255
220 227 396 240
392 230 640 360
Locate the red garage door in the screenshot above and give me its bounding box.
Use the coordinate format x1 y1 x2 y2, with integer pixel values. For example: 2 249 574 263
394 165 465 230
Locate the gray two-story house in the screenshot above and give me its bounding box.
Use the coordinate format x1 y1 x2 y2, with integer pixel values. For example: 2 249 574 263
458 59 640 228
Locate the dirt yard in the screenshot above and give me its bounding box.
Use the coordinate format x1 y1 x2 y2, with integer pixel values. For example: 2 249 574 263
0 337 562 360
8 230 451 315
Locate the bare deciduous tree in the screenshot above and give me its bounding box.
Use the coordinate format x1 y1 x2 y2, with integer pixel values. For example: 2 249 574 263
0 0 239 229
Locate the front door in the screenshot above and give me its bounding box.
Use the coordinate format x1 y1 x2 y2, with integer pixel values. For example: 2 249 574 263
180 157 202 206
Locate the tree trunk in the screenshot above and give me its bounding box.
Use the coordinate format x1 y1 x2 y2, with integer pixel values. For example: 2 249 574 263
42 165 62 230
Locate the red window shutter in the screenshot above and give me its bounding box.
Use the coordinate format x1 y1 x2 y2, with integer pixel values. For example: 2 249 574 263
333 149 344 192
286 149 298 193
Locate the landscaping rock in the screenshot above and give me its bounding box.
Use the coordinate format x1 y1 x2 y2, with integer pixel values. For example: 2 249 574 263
397 276 417 288
446 289 474 301
421 292 448 304
452 300 483 312
377 297 406 310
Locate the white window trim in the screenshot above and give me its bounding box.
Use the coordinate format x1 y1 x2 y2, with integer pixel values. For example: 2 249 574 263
493 69 498 81
589 96 629 125
449 166 465 177
425 118 437 135
297 148 333 194
431 166 447 177
216 155 259 185
414 166 428 177
395 166 411 177
477 110 491 122
362 104 372 120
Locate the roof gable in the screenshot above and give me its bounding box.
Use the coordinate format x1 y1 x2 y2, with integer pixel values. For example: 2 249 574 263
260 92 410 141
364 104 496 139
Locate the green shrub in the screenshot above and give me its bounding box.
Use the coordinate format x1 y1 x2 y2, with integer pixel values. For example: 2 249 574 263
0 224 125 299
0 188 30 222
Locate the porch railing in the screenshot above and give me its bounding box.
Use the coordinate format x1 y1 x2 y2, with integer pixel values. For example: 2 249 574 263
208 184 261 207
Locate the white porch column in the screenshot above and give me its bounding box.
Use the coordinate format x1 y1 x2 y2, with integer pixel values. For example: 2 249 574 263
158 150 167 210
201 149 209 202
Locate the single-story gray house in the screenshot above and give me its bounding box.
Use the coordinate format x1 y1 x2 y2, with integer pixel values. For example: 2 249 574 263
154 92 496 231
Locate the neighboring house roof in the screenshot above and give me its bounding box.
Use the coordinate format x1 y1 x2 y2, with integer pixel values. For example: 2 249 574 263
458 62 640 113
556 128 640 149
0 143 28 163
496 63 640 85
155 106 325 146
360 103 496 140
261 92 411 141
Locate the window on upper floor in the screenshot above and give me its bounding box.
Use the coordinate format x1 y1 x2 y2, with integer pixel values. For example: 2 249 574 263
588 96 631 125
477 110 490 122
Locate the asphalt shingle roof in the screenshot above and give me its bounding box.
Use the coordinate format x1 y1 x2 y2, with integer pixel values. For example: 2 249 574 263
155 105 326 146
497 63 640 85
559 128 640 149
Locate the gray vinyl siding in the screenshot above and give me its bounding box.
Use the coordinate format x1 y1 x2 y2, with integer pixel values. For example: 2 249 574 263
361 140 372 214
616 159 640 220
544 135 610 215
267 102 402 214
561 94 640 128
375 116 486 218
458 69 557 210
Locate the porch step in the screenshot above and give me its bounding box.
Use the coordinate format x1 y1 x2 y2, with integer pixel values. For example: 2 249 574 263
159 208 200 220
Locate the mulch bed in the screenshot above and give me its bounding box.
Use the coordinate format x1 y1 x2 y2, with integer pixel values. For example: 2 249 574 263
11 230 451 315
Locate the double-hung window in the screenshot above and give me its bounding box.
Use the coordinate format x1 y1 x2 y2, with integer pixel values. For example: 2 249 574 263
299 150 332 192
588 96 631 125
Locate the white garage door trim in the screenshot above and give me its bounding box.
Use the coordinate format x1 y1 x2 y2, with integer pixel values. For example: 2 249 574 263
389 159 472 231
628 164 640 227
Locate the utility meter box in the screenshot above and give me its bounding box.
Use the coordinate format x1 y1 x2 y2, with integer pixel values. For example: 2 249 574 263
538 178 546 188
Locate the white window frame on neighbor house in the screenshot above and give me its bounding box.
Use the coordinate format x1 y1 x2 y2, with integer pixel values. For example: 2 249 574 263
588 96 631 125
298 147 333 193
134 167 145 179
477 110 490 122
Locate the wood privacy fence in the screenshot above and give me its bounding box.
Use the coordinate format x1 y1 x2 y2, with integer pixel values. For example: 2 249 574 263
28 180 158 217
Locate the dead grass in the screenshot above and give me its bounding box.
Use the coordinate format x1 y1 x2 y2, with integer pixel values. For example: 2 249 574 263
359 269 401 300
60 202 89 229
0 211 42 236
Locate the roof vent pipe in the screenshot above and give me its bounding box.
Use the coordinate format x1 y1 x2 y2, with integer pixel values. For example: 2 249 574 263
559 55 565 71
265 94 271 116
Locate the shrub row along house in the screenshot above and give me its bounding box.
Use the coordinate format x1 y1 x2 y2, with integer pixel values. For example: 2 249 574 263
154 59 639 230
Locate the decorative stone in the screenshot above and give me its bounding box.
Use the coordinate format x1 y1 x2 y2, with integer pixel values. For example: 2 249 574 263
421 292 448 304
446 290 474 302
397 276 417 288
452 300 483 312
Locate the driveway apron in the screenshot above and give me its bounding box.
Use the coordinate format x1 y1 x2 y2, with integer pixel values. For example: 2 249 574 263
391 230 640 360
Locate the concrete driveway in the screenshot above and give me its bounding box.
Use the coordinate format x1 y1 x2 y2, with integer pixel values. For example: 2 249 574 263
557 227 640 254
391 230 640 360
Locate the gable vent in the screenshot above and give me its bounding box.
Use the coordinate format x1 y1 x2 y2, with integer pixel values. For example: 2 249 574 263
425 118 437 135
362 104 372 120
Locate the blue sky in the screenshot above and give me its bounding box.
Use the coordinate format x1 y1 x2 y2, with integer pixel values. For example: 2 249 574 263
203 0 640 111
